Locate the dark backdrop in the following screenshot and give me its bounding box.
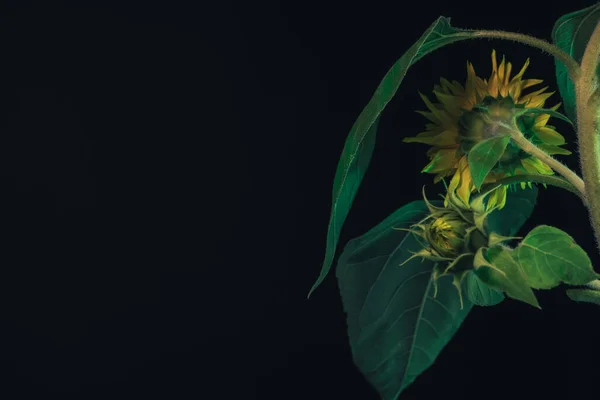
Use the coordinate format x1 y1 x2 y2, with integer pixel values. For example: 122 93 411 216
0 0 598 399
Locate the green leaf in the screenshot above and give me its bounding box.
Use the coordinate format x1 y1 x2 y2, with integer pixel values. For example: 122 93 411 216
514 107 574 126
336 200 471 400
310 17 482 297
552 3 600 122
514 225 600 289
467 134 511 190
474 246 540 309
336 190 535 399
462 271 505 306
482 174 582 200
566 288 600 305
486 186 538 237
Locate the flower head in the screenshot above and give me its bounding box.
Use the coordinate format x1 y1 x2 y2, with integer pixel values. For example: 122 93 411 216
404 50 571 209
400 185 517 307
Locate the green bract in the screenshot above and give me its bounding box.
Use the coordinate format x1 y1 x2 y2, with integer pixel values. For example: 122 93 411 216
401 185 519 307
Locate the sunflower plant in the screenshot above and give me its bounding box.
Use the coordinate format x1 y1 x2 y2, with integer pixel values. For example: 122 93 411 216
309 3 600 399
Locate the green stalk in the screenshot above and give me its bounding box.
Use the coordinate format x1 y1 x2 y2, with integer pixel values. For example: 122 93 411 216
471 30 581 82
576 20 600 253
500 122 586 201
479 174 585 203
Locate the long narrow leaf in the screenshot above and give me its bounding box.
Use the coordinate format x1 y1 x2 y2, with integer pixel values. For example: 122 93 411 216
310 17 482 297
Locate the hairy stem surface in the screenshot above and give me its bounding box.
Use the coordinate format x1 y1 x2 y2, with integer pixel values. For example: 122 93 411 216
471 30 581 82
500 123 586 201
479 174 585 203
576 21 600 254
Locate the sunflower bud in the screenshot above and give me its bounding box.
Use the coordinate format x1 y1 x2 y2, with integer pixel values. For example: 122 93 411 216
426 213 468 258
401 185 519 307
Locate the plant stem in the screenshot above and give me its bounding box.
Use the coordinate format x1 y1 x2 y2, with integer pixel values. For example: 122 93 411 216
480 174 585 203
500 123 587 201
471 30 581 82
575 23 600 255
576 20 600 253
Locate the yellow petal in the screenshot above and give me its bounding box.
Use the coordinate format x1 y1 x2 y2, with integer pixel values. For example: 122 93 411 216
419 92 455 127
488 71 499 98
511 58 530 82
498 55 506 81
520 86 550 103
520 79 544 90
450 80 465 94
404 129 459 146
465 62 479 107
422 149 459 173
499 70 512 97
522 158 554 175
496 185 508 209
520 157 540 174
537 143 572 155
534 103 561 127
534 126 566 145
433 90 462 115
509 82 523 102
503 62 512 88
448 157 467 203
439 77 455 94
525 91 555 108
487 190 498 210
457 158 474 205
487 185 508 211
447 171 461 207
415 110 440 124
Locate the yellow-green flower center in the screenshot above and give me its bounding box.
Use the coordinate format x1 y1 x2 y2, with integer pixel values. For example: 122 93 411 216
427 214 467 257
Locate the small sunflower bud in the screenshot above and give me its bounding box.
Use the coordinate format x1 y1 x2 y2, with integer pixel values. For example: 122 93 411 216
426 213 468 258
404 185 517 307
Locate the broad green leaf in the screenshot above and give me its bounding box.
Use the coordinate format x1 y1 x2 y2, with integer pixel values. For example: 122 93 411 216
552 3 600 122
514 225 600 289
462 271 505 306
310 17 484 297
486 186 537 237
566 288 600 305
468 134 511 190
336 190 535 399
474 246 540 308
336 200 471 400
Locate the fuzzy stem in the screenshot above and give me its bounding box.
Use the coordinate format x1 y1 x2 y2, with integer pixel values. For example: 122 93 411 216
471 30 581 82
500 123 586 200
479 174 585 203
576 21 600 255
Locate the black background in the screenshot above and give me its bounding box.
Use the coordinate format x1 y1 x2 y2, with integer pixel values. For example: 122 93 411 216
0 0 598 399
